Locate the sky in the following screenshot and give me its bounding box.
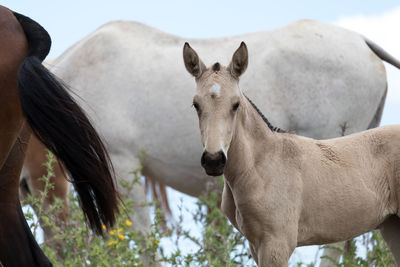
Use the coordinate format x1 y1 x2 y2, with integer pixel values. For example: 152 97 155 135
3 1 400 57
4 1 400 125
4 1 400 265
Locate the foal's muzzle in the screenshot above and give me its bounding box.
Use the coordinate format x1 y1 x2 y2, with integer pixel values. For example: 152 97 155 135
201 150 226 176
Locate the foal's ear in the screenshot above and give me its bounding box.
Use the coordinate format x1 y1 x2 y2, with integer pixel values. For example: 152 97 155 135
183 42 206 78
228 42 248 78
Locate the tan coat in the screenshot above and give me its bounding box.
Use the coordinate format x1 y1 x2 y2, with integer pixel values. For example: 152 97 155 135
184 42 400 266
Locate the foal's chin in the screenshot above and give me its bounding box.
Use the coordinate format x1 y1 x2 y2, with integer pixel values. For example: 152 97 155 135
204 168 224 177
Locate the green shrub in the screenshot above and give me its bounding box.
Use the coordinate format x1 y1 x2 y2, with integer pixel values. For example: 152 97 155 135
317 232 395 267
23 151 395 266
22 152 253 266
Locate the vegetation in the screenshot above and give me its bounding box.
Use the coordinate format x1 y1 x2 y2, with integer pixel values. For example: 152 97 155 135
23 151 395 266
315 232 395 267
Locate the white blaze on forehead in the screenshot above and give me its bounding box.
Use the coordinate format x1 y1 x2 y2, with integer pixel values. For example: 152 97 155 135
209 83 221 97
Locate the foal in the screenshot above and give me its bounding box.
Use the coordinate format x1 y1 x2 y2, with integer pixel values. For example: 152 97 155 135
183 42 400 266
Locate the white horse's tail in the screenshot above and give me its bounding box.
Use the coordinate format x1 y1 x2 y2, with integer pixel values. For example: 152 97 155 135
363 37 400 69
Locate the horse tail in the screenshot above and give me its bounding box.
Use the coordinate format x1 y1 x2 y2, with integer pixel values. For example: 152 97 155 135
12 12 118 234
363 36 400 69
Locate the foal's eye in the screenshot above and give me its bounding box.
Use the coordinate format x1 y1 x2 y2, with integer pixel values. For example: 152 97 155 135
232 102 240 112
193 102 200 112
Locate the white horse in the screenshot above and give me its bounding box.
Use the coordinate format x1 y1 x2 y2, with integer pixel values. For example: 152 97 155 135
21 19 399 264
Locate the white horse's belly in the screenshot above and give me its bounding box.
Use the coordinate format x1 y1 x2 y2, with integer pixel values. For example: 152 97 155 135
142 155 217 196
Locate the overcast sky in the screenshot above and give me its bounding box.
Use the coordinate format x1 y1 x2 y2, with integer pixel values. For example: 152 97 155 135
3 1 400 265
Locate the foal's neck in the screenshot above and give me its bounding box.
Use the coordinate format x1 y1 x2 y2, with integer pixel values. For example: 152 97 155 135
225 95 279 186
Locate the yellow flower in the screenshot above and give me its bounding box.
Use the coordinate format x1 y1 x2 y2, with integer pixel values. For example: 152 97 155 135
118 234 125 240
109 230 115 236
117 228 123 233
125 220 132 226
102 225 106 230
108 241 116 246
154 239 159 245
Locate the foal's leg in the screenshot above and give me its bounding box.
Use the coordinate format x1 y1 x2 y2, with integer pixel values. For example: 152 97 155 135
379 215 400 265
256 235 296 267
249 243 258 265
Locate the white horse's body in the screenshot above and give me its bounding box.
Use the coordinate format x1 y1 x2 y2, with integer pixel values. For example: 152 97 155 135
48 19 391 203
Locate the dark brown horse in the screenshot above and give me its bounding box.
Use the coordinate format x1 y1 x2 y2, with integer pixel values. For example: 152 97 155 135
0 6 118 266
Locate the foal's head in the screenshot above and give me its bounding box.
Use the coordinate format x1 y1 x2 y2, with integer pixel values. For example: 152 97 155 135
183 42 248 176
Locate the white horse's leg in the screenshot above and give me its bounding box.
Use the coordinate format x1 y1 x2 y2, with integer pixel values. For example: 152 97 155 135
109 152 157 266
379 215 400 265
109 152 151 233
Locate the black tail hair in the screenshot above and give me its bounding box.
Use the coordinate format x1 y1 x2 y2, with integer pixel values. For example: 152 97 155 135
13 12 118 234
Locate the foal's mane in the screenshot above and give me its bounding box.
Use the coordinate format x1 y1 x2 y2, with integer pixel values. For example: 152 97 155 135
244 94 285 133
